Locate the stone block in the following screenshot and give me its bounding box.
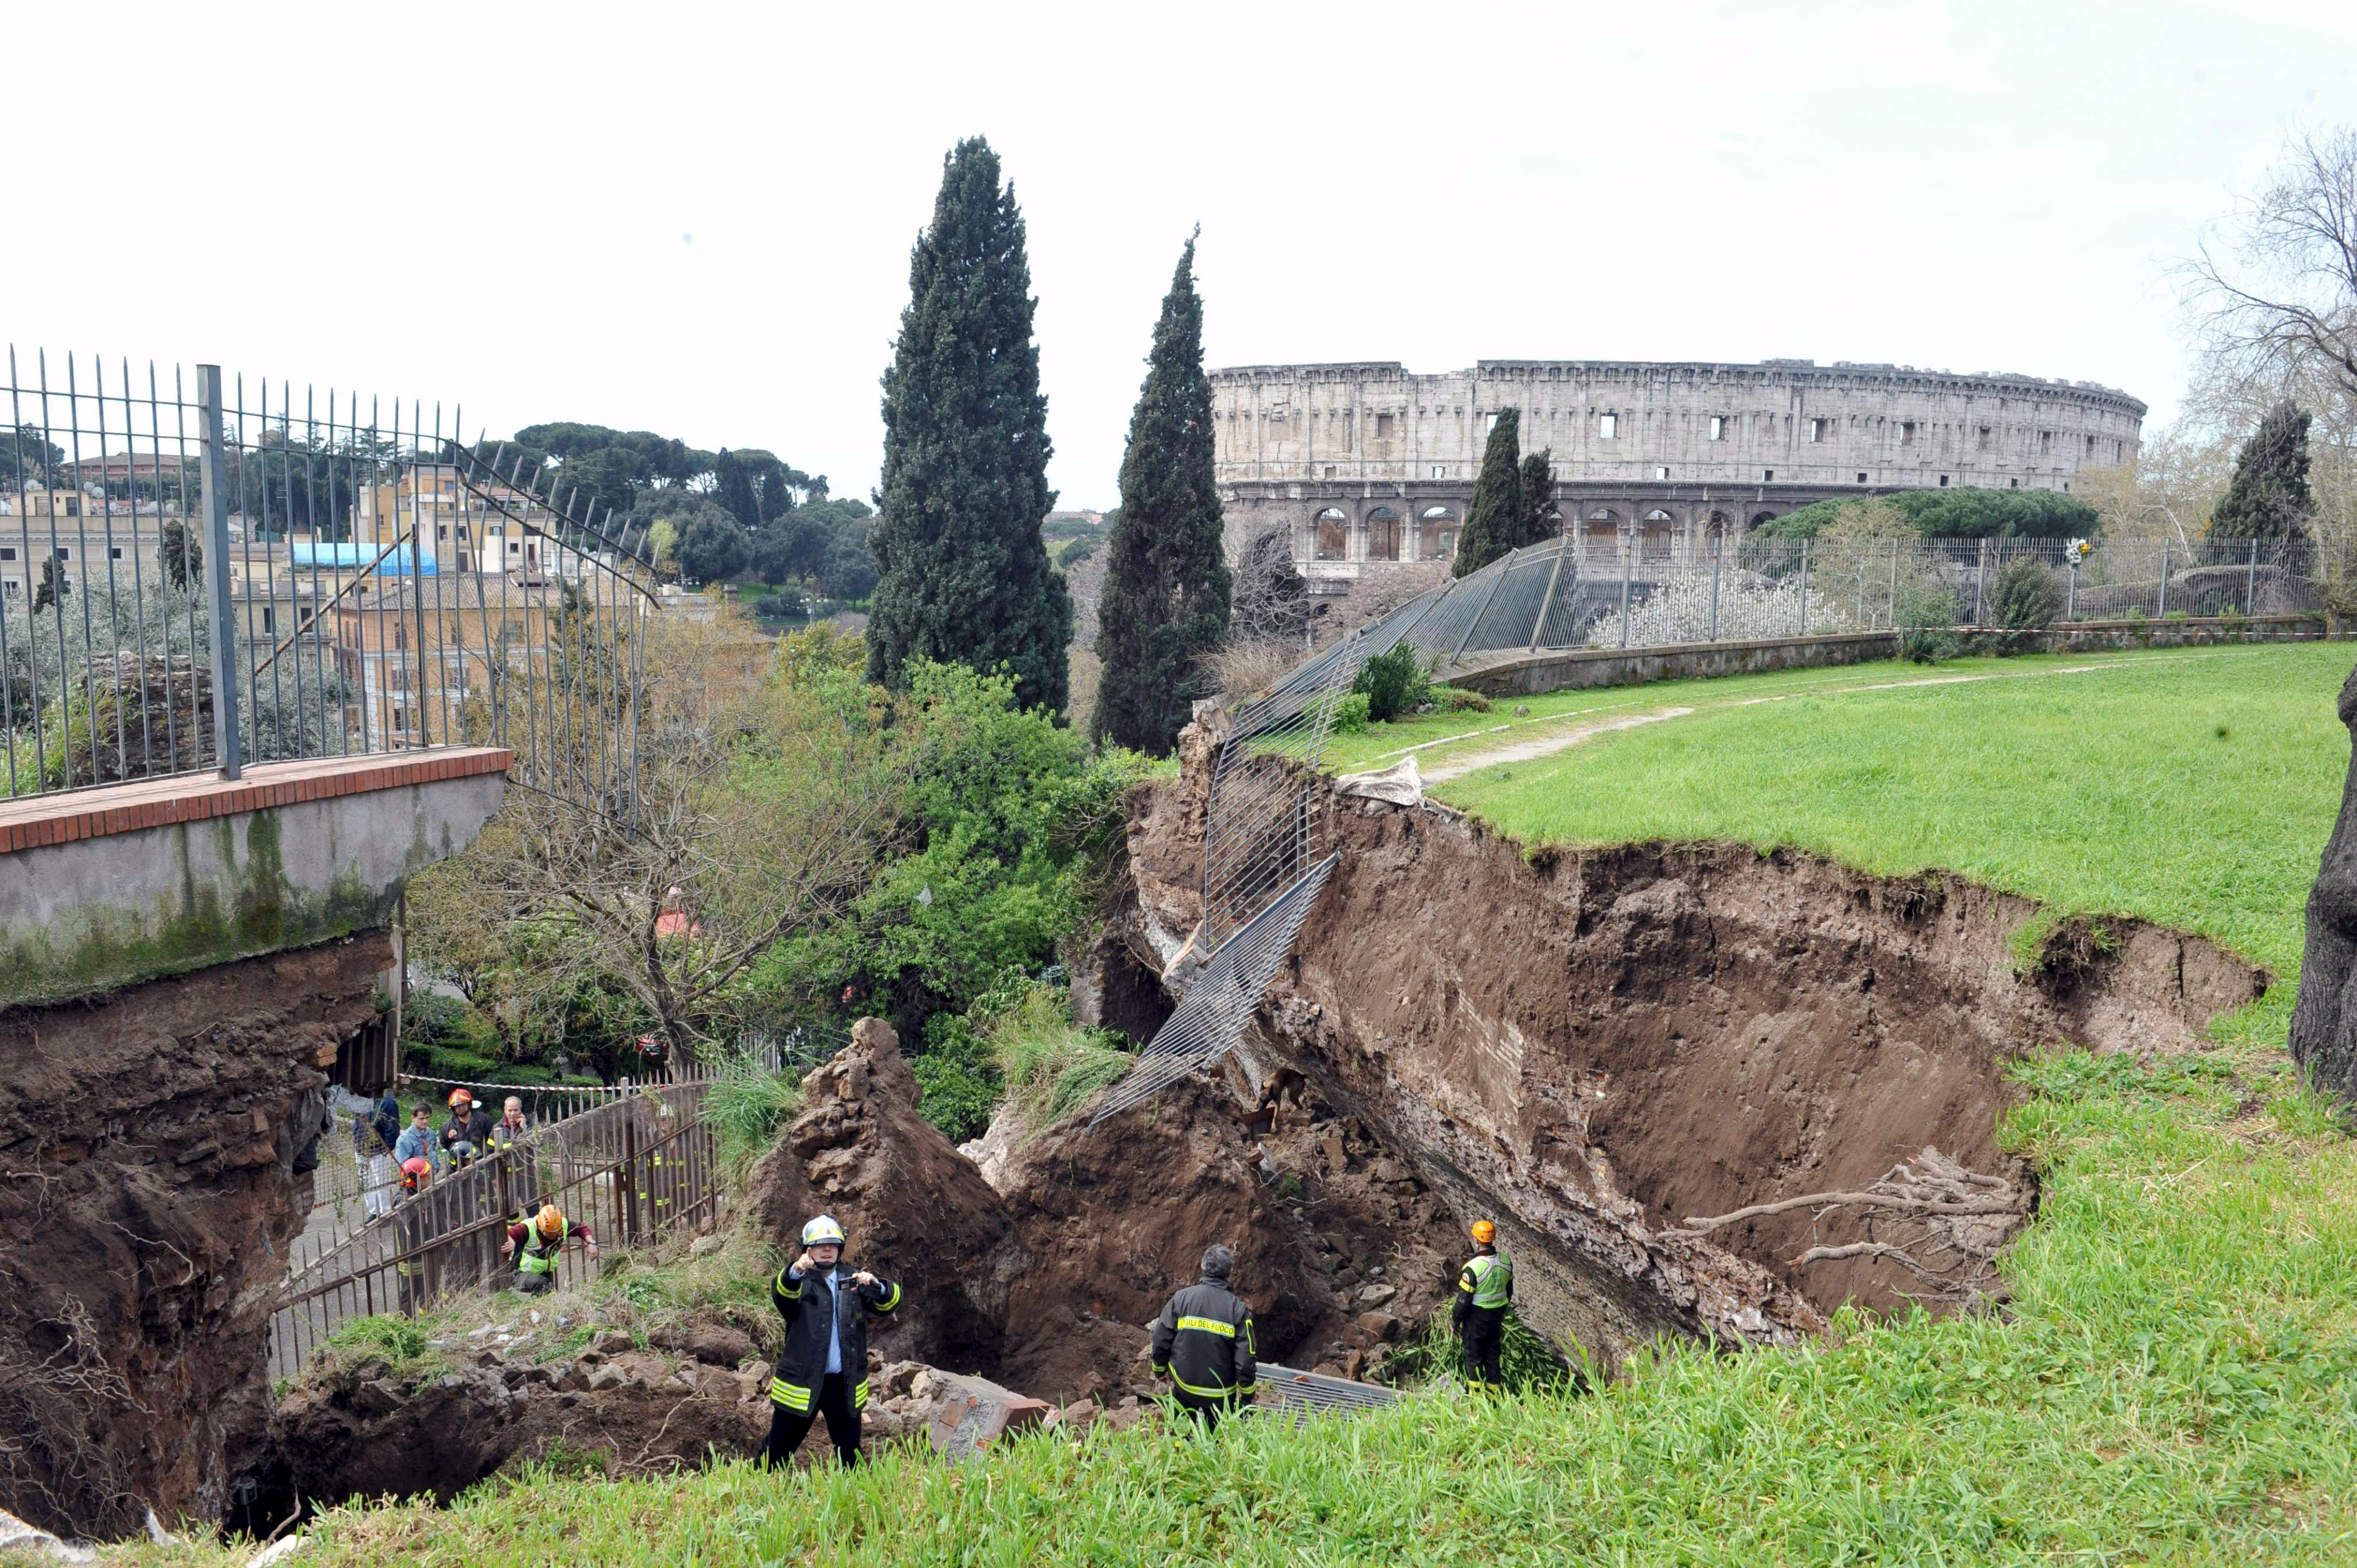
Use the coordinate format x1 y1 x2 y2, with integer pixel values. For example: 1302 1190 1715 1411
921 1372 1052 1462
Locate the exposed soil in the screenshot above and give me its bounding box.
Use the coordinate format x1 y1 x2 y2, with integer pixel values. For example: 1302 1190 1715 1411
1102 724 2268 1367
0 937 386 1540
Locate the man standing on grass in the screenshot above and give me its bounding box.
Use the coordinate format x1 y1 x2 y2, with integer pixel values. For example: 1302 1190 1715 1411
1455 1219 1513 1388
757 1215 903 1469
1150 1243 1257 1433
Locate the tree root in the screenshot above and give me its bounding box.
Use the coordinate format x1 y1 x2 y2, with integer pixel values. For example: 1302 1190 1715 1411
1668 1147 2031 1310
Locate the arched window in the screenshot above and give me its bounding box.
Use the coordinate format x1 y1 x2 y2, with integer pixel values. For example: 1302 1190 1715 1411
1366 507 1401 562
1641 509 1675 561
1315 508 1347 560
1584 506 1619 546
1419 506 1455 560
1749 511 1776 531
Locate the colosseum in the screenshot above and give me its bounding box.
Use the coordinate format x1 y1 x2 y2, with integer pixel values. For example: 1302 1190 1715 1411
1212 358 2145 598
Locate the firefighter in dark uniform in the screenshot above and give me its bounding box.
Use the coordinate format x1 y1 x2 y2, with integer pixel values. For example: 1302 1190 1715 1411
1455 1218 1513 1387
1149 1243 1257 1433
756 1214 902 1468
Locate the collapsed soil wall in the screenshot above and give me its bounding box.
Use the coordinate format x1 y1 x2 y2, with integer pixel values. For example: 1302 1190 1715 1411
0 937 385 1539
1109 739 2266 1368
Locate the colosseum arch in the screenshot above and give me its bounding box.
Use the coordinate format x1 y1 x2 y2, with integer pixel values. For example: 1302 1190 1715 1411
1315 507 1348 560
1584 506 1620 548
1749 510 1778 531
1641 509 1676 561
1365 507 1401 562
1419 505 1456 562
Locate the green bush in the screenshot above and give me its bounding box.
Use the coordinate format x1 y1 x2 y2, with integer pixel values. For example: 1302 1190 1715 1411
912 1011 1002 1142
704 1046 806 1172
1986 557 2064 654
1896 586 1966 664
1328 691 1372 734
1055 535 1099 570
991 982 1130 1129
1433 686 1493 714
1353 641 1433 723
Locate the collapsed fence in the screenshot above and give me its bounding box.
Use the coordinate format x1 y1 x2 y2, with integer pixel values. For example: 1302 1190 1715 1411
3 349 659 811
270 1081 720 1381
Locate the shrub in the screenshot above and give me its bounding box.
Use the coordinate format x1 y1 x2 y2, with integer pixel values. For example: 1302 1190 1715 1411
1433 686 1492 713
1353 640 1432 722
1987 556 2064 653
1328 690 1371 734
993 983 1130 1130
704 1046 806 1172
912 1011 1002 1142
1897 586 1967 664
1614 570 1855 647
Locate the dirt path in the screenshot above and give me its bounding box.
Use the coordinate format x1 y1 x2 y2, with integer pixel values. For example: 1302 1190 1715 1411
1398 655 2196 784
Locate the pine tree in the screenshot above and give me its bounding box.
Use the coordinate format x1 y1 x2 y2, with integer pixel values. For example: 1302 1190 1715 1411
1452 410 1523 577
1092 231 1232 754
867 137 1070 714
2211 399 2314 541
1514 448 1559 551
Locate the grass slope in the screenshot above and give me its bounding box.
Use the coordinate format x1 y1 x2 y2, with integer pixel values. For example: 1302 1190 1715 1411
119 645 2357 1566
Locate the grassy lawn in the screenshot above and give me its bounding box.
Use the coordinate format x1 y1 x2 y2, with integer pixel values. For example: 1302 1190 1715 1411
119 644 2357 1565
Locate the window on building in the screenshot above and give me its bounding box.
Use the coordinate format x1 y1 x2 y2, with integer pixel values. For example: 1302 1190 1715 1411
1314 508 1347 560
1366 508 1400 562
1432 464 1447 479
1654 466 1670 481
1374 413 1394 440
1708 415 1726 441
0 547 14 561
508 540 521 553
1641 510 1675 560
261 606 276 634
1809 418 1828 443
1324 466 1335 479
2039 430 2053 455
1584 508 1619 547
1939 475 1950 487
1901 421 1917 445
2009 478 2020 488
54 547 70 560
1484 412 1500 435
1856 473 1867 484
1763 469 1774 482
2 579 15 597
1978 427 1992 451
1420 506 1455 558
456 525 470 540
1598 413 1618 440
109 545 125 560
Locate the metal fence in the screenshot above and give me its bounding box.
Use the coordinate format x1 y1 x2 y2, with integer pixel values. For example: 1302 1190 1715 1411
3 349 659 811
1327 533 2319 672
271 1081 719 1380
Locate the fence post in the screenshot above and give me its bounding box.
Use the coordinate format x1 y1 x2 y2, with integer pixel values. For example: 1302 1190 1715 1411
2066 558 2077 621
1709 535 1723 642
1795 540 1811 635
2157 543 2170 619
1888 539 1901 630
195 365 243 780
1971 540 1988 625
2247 537 2259 616
1617 539 1633 648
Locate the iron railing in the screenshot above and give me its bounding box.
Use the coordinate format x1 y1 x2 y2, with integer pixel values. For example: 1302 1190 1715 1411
3 349 660 815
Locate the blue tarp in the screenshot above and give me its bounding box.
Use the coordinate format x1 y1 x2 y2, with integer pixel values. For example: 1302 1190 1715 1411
291 542 438 575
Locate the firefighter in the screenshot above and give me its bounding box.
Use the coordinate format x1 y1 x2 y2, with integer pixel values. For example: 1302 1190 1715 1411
500 1204 598 1294
1149 1243 1257 1433
757 1215 903 1469
441 1089 494 1168
1454 1219 1513 1388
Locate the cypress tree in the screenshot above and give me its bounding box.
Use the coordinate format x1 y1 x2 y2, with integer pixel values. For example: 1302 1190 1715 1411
714 448 761 529
1452 409 1523 577
1091 233 1232 755
1514 448 1559 551
867 136 1070 713
2211 399 2314 541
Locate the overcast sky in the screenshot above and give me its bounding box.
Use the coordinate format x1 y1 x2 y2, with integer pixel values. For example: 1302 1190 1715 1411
11 1 2356 508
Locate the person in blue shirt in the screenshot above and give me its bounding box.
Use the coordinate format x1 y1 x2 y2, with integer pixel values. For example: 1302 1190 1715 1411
756 1215 903 1468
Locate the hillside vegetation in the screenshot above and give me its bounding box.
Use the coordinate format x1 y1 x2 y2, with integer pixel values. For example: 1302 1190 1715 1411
117 644 2357 1565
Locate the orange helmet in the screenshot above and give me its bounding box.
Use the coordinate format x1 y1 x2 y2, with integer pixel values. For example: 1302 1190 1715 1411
400 1156 432 1191
448 1088 474 1108
1471 1219 1497 1246
535 1205 566 1240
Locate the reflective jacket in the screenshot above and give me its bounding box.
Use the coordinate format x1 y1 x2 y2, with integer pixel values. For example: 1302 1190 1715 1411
1453 1249 1513 1327
768 1262 902 1416
1150 1278 1257 1405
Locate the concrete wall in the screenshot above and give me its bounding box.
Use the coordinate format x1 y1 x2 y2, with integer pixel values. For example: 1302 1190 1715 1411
1453 615 2332 699
1 763 505 1007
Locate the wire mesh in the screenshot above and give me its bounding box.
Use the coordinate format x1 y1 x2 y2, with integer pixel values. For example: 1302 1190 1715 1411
1090 852 1337 1127
3 349 658 818
1253 1362 1399 1415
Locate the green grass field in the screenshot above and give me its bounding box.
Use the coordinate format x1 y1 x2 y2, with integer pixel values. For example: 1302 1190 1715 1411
118 644 2357 1566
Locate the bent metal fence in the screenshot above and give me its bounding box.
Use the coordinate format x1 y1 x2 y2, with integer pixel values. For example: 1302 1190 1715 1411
270 1081 719 1381
3 349 659 812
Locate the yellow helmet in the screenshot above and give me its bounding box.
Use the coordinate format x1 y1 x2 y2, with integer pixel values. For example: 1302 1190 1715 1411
535 1204 565 1240
1471 1219 1497 1246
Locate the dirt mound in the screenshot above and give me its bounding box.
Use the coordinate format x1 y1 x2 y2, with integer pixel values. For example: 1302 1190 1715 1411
0 937 386 1540
1102 732 2269 1366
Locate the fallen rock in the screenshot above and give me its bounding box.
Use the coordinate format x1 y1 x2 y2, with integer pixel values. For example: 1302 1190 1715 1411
1356 1283 1398 1308
352 1380 403 1417
918 1371 1052 1461
586 1365 628 1394
1355 1311 1400 1344
592 1330 635 1356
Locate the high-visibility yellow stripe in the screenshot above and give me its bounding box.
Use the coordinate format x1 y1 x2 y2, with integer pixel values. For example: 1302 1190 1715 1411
1170 1372 1237 1400
877 1281 901 1311
1244 1318 1256 1356
1176 1315 1235 1338
769 1378 811 1411
772 1268 802 1300
853 1379 869 1409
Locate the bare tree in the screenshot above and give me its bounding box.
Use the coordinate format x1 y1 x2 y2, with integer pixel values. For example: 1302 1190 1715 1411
414 614 903 1069
2184 125 2357 403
